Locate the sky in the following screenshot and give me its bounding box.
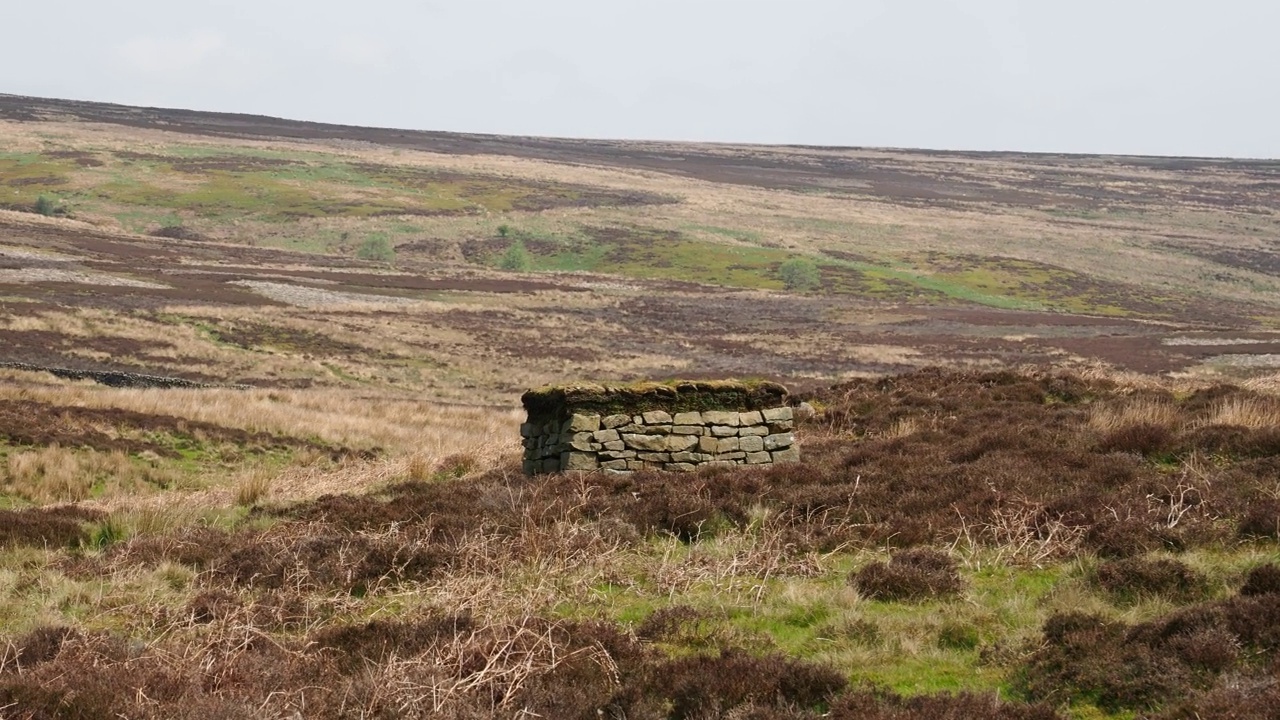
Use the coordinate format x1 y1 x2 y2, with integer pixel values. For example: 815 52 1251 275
2 0 1278 158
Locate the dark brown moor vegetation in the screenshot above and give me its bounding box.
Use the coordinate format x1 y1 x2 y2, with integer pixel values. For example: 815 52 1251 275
2 369 1279 718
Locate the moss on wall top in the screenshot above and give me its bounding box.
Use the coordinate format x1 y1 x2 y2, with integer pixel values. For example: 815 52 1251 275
522 379 789 418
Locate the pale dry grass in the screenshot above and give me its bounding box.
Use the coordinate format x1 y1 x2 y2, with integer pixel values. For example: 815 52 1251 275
1 446 178 504
1206 396 1280 429
1088 398 1180 433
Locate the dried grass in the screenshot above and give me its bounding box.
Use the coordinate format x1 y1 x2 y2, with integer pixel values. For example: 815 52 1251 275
1205 396 1280 429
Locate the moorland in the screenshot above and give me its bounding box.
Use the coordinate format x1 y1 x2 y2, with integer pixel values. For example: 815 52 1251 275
0 93 1278 719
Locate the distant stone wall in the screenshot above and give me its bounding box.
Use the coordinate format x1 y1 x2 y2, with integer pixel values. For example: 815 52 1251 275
520 381 798 474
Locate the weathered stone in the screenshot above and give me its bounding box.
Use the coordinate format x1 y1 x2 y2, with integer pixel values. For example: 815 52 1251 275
632 415 645 425
540 458 560 473
671 425 705 436
666 463 697 473
739 411 764 426
704 461 738 469
739 426 769 437
600 459 630 471
711 425 739 437
627 460 654 471
523 460 539 474
602 414 632 429
561 452 599 471
746 451 772 464
520 422 538 438
716 451 746 461
739 436 765 453
698 436 720 454
642 410 673 425
772 447 800 463
599 450 637 460
702 410 740 427
672 452 714 463
564 413 601 433
603 441 626 452
666 435 700 453
621 424 670 435
768 421 795 433
623 434 670 452
543 421 558 435
593 429 621 443
673 411 703 426
568 432 596 451
762 407 793 422
717 437 741 454
764 433 794 451
794 402 816 421
638 452 672 463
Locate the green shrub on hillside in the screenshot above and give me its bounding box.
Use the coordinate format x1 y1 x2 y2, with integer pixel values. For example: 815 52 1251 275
356 234 395 264
499 239 533 272
34 195 68 217
779 257 821 291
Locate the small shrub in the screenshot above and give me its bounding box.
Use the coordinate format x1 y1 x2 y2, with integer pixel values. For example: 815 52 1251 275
778 257 821 291
657 648 847 719
33 195 67 217
1240 563 1280 596
1238 499 1280 538
499 239 533 271
851 548 963 601
1094 557 1209 603
234 469 273 507
355 234 395 263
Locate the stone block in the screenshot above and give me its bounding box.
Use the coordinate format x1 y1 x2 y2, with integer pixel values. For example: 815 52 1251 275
632 415 645 425
627 460 654 471
593 428 621 443
568 432 596 451
623 434 670 452
671 425 705 436
715 451 746 461
561 452 599 471
599 450 637 460
698 436 720 454
711 425 739 437
666 435 700 453
673 411 703 426
772 447 800 463
600 459 630 471
622 424 670 435
746 451 772 464
638 452 672 463
704 461 738 469
768 421 795 433
739 411 764 426
702 410 740 427
602 414 632 429
520 422 538 438
642 410 673 425
603 441 627 452
739 426 768 437
540 458 561 473
672 452 714 463
564 414 601 433
666 463 696 473
764 433 794 451
717 437 741 454
762 407 793 423
523 459 539 474
739 436 765 453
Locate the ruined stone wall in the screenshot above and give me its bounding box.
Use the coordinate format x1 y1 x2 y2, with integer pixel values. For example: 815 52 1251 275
520 381 798 474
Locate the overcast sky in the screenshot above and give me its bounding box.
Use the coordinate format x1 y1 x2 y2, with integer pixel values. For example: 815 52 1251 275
3 1 1277 158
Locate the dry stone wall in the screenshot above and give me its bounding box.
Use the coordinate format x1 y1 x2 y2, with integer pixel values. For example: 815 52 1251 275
520 381 798 474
